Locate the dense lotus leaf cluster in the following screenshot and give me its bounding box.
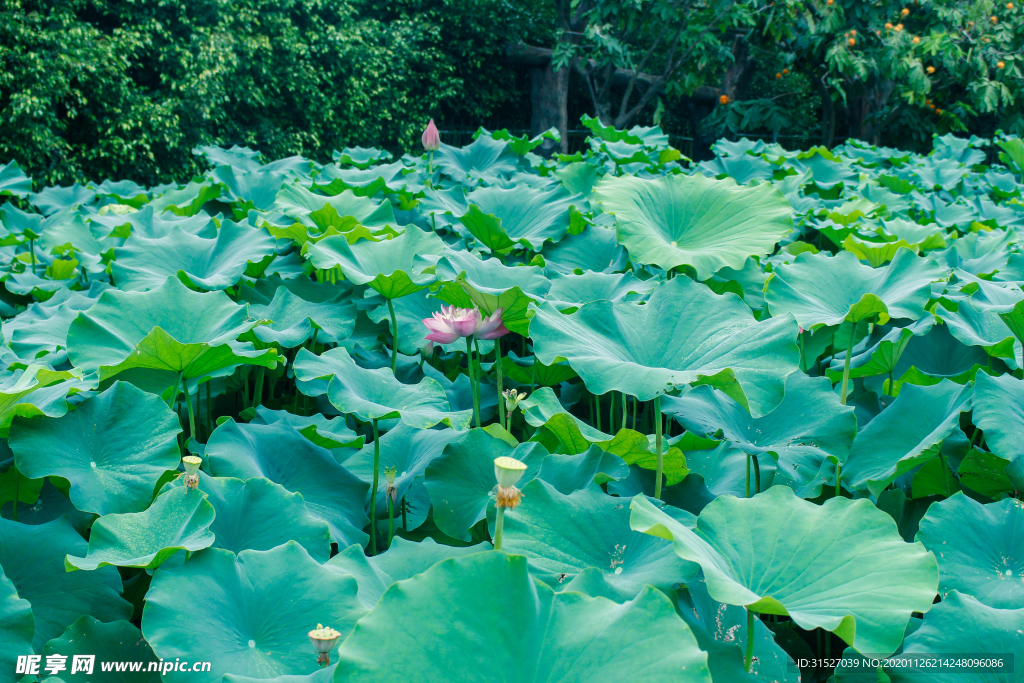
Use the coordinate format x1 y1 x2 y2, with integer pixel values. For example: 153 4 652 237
0 121 1023 682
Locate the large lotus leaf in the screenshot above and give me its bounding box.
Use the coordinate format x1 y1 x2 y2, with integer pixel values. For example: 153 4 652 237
0 568 33 676
916 493 1024 609
342 423 460 532
973 372 1024 487
458 185 574 252
273 184 395 228
307 227 444 299
843 380 972 495
143 543 365 683
2 284 109 364
31 184 96 215
111 223 277 292
327 537 490 609
66 277 280 385
11 381 181 515
501 480 694 595
886 323 989 393
935 299 1017 358
206 420 369 547
661 373 856 497
250 406 363 450
331 552 712 683
531 276 799 411
65 487 215 571
887 592 1023 683
0 160 31 198
435 137 517 184
165 473 331 561
540 224 628 275
246 287 355 348
784 148 858 189
0 517 131 649
423 428 548 540
295 347 470 429
677 578 800 683
520 387 688 483
764 249 946 327
537 445 630 494
593 173 792 279
0 366 89 437
698 153 774 184
211 165 286 210
630 486 939 655
545 270 658 312
41 617 160 682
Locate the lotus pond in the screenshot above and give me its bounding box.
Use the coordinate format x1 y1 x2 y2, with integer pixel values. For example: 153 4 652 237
0 121 1023 683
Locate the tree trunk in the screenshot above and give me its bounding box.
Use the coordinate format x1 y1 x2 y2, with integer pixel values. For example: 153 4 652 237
530 64 570 155
721 34 756 102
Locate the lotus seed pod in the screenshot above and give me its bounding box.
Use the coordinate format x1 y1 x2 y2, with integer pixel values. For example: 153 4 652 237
182 456 202 476
494 456 527 489
309 624 342 666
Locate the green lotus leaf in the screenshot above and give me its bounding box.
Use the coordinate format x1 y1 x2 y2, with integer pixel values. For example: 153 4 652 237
499 352 577 387
843 380 972 495
42 617 160 682
206 420 369 547
630 486 939 655
0 366 89 437
593 173 792 279
342 423 461 533
331 552 712 683
250 406 363 450
764 249 946 328
457 185 575 252
211 165 286 211
332 145 393 168
662 373 857 497
973 372 1024 487
545 270 658 312
246 287 356 348
0 160 31 198
423 428 548 540
956 448 1016 498
367 289 444 354
537 445 630 494
540 224 628 275
885 323 990 395
935 299 1016 358
520 387 688 482
0 517 131 649
435 137 517 184
307 227 444 299
296 347 470 429
65 487 215 571
2 284 109 364
501 479 695 595
824 320 932 383
698 153 774 184
677 578 800 683
886 592 1023 683
143 543 365 683
165 474 331 561
149 179 221 216
66 277 281 387
916 492 1023 609
273 184 395 228
11 381 181 515
31 184 96 215
327 536 490 609
0 478 93 534
111 223 277 292
0 567 34 676
531 277 799 411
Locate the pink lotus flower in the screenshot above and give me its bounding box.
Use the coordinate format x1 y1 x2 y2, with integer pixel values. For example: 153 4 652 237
422 306 509 344
422 119 441 152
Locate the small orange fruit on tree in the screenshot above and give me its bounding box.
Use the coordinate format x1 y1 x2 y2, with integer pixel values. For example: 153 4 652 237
895 22 904 30
901 7 910 15
998 60 1006 68
927 65 936 73
912 35 920 43
719 94 730 105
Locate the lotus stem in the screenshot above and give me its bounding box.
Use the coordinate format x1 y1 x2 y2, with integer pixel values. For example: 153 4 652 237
167 370 183 409
840 320 855 405
387 298 398 374
594 393 601 431
370 418 380 556
744 608 755 672
495 338 506 428
752 454 761 495
654 395 664 499
243 369 250 409
835 463 842 497
632 395 638 429
12 476 18 522
621 391 627 432
609 391 616 433
401 496 407 530
253 368 265 408
746 453 751 498
465 338 481 429
387 494 395 547
183 381 197 442
205 382 212 437
799 330 806 371
494 506 506 551
426 150 434 189
29 239 36 275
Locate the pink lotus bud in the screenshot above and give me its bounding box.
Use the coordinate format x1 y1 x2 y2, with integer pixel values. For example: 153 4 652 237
422 119 441 151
